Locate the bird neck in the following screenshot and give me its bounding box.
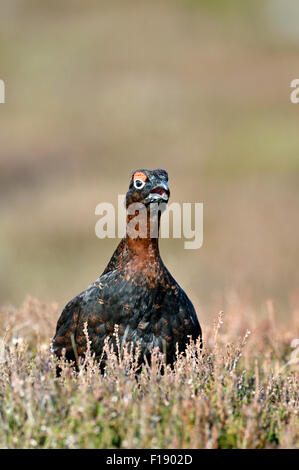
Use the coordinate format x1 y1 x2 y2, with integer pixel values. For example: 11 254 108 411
125 206 161 258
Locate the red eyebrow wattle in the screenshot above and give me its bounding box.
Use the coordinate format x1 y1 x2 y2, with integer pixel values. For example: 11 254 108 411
133 172 147 182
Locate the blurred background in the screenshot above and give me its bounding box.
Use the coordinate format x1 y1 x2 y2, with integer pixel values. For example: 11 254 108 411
1 0 299 322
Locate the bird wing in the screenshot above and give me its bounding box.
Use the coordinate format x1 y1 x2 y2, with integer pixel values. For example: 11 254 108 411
52 295 82 360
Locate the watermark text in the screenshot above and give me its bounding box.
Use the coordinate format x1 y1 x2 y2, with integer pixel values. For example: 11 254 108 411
95 196 203 250
0 79 5 103
290 79 299 104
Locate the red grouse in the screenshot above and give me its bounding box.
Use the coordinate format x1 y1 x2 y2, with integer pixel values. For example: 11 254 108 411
53 169 202 368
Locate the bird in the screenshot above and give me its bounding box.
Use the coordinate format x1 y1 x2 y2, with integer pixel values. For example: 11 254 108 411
52 168 202 370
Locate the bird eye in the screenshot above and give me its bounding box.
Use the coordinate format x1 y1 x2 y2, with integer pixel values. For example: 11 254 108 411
134 179 145 190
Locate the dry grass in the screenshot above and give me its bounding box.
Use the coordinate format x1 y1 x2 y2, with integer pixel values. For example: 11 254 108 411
0 297 298 449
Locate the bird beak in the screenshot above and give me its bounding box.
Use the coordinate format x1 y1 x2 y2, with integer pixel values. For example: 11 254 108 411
147 181 170 202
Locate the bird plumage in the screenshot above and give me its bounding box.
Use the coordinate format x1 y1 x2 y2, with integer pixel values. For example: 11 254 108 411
53 169 202 369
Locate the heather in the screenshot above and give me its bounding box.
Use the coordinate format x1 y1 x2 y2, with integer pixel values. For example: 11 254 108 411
0 297 297 449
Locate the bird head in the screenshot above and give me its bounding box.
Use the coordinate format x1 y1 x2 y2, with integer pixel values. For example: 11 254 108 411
126 168 170 208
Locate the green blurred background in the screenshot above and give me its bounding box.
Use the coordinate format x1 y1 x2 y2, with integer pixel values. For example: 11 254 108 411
1 0 299 320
